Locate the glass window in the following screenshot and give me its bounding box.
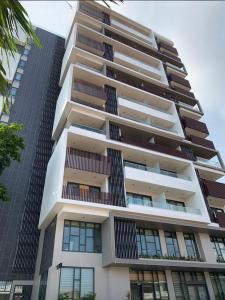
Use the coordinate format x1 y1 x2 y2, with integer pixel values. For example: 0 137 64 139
23 49 30 56
210 236 225 262
63 220 101 253
165 232 180 258
210 272 225 300
13 285 32 300
172 272 209 300
166 199 185 207
129 270 169 300
0 281 11 300
136 228 162 258
59 267 94 300
127 192 152 206
124 160 147 171
38 272 48 300
183 233 199 259
10 87 17 96
15 73 22 81
19 60 25 68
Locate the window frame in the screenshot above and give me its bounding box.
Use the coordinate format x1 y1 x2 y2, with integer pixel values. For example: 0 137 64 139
210 236 225 262
62 220 102 253
183 233 200 259
58 267 95 300
136 228 162 258
165 231 181 258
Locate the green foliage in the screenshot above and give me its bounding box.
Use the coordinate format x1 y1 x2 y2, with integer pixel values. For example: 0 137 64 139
0 0 41 99
58 293 70 300
0 122 24 201
83 292 96 300
140 254 205 262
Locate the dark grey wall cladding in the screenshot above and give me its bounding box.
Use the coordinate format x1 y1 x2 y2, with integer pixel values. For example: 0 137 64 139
107 148 126 207
0 28 64 280
40 218 57 275
114 218 138 259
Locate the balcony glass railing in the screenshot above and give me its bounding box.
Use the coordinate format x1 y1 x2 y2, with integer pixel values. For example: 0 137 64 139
72 123 105 134
124 161 191 181
196 156 221 168
120 96 172 115
127 196 201 215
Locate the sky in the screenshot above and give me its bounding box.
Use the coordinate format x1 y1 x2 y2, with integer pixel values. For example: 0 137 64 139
21 0 225 181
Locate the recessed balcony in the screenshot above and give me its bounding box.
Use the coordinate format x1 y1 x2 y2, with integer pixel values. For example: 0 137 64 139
158 41 179 56
72 79 107 106
203 179 225 205
79 2 103 22
190 135 215 150
169 73 191 91
62 185 112 205
77 34 104 57
183 116 209 138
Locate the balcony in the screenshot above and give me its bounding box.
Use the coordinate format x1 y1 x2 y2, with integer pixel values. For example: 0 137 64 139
169 73 191 90
196 156 223 169
159 41 179 56
79 2 103 21
190 135 215 150
65 148 111 176
73 79 107 106
203 179 225 203
127 196 200 215
111 18 157 47
62 186 112 205
77 34 104 57
183 116 209 138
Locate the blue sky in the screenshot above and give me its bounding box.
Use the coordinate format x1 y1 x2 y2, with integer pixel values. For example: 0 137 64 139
22 1 225 180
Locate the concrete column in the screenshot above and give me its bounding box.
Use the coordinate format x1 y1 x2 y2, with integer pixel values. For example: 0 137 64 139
176 232 187 257
198 233 217 264
204 272 216 300
165 270 176 300
159 229 167 256
107 267 130 300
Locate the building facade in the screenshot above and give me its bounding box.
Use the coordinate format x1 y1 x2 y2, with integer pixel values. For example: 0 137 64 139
1 1 225 300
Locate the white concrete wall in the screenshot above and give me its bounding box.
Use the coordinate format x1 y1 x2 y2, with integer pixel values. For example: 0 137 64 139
53 66 73 136
39 130 67 227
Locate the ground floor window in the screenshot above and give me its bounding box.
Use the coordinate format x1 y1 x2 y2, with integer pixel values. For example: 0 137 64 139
13 285 32 300
59 267 94 300
38 272 48 300
172 271 209 300
0 281 11 300
129 269 169 300
210 272 225 300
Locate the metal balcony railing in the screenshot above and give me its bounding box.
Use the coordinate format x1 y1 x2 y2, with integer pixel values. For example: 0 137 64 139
62 186 112 205
65 148 111 175
74 79 107 101
77 34 104 54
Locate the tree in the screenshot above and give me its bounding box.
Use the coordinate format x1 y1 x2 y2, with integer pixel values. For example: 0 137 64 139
0 0 41 101
0 123 25 201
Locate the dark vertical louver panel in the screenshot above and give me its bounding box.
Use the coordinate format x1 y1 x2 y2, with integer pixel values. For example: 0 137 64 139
109 122 121 141
106 67 116 79
195 170 215 223
180 145 196 161
12 31 65 275
40 218 56 274
103 43 114 61
107 148 126 207
104 85 118 115
102 12 111 25
114 218 138 259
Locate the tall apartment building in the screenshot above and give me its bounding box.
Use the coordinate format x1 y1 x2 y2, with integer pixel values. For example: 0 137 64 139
1 1 225 300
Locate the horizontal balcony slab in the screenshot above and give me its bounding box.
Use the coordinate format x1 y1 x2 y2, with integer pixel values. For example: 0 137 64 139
124 166 195 196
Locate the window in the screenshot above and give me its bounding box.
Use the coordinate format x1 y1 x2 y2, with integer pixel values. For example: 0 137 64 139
172 272 209 300
13 285 32 300
183 233 199 259
165 232 180 257
130 270 169 300
23 49 30 56
124 160 146 171
166 199 185 207
15 73 22 81
210 236 225 262
67 183 100 195
10 87 17 96
136 228 162 258
19 60 25 68
59 267 94 300
0 281 11 300
211 207 224 213
63 220 101 253
210 272 225 300
126 192 152 206
38 272 48 300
